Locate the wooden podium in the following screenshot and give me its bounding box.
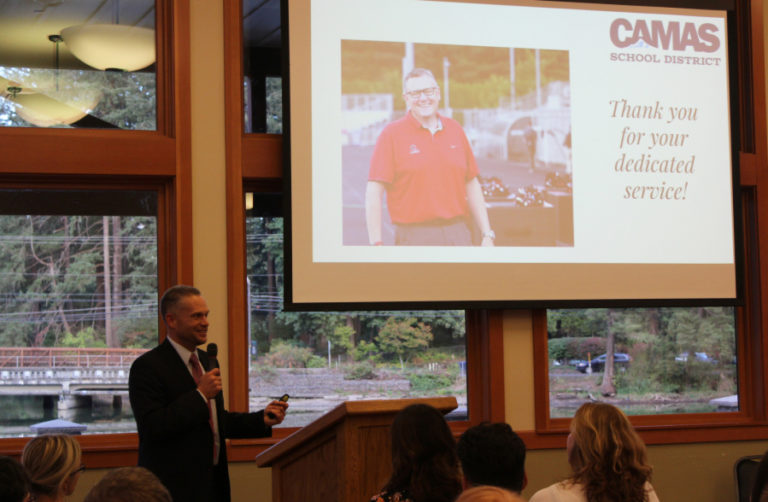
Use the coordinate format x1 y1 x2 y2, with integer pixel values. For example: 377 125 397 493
255 396 458 502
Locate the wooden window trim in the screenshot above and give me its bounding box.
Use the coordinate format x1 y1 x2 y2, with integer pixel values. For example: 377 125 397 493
0 0 192 282
0 176 178 466
0 0 193 467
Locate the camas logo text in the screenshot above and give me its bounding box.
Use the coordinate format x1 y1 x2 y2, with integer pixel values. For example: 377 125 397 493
610 18 720 53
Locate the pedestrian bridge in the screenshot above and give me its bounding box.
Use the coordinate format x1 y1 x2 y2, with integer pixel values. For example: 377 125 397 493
0 347 148 409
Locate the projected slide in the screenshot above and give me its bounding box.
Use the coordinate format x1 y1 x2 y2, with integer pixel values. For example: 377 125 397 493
340 41 573 248
287 0 738 305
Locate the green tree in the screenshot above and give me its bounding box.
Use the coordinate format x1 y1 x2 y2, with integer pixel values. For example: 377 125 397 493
548 309 609 338
328 325 354 359
245 215 467 369
375 317 433 369
0 214 158 349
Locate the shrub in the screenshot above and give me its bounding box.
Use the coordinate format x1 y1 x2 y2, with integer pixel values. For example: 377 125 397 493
353 341 379 362
306 355 326 368
617 345 721 395
419 346 463 364
548 338 570 362
569 337 607 360
252 366 278 382
60 327 107 348
408 372 454 392
548 337 606 362
259 340 314 368
344 362 377 380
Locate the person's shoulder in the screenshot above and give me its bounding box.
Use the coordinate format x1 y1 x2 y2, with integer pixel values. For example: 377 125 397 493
131 341 171 368
439 114 467 132
529 481 581 502
645 481 660 502
381 115 412 133
440 114 462 127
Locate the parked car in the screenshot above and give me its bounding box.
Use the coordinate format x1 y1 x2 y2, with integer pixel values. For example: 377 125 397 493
576 353 631 373
675 352 717 364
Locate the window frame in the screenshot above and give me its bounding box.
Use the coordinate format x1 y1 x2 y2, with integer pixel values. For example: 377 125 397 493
0 0 192 465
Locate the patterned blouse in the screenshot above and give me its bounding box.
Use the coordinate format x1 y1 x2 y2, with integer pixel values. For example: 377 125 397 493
369 489 413 502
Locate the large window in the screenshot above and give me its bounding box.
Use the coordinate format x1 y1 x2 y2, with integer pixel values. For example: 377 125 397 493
546 307 737 418
246 193 467 427
0 188 159 438
0 0 188 460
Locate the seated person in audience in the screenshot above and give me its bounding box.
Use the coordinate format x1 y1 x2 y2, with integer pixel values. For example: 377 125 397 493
84 466 171 502
457 422 527 493
22 434 84 502
370 403 462 502
750 449 768 502
0 455 31 502
456 485 527 502
529 402 659 502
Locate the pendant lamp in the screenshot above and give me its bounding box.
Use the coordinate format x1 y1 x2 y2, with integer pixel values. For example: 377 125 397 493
0 35 101 128
60 24 155 72
10 90 98 128
60 0 155 72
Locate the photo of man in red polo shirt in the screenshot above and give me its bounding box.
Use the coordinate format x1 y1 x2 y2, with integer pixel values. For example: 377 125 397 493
365 68 495 247
340 41 573 248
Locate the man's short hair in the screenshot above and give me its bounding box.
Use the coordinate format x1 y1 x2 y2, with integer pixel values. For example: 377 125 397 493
0 456 29 502
84 467 172 502
159 285 201 320
457 422 526 492
403 67 438 93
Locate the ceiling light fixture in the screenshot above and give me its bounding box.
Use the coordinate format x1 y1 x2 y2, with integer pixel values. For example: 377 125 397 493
60 0 155 72
0 36 101 128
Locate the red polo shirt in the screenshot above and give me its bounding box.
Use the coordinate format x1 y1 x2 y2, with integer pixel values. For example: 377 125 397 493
368 112 479 224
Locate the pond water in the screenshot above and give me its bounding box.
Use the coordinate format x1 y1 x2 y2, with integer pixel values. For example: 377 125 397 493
0 395 137 437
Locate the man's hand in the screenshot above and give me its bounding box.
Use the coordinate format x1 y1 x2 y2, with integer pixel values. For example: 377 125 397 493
263 400 289 426
197 368 222 399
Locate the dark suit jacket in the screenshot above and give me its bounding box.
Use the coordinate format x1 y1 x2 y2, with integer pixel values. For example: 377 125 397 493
129 340 271 502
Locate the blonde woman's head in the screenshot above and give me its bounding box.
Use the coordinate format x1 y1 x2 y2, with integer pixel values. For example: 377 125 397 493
567 402 652 502
22 434 83 499
455 485 526 502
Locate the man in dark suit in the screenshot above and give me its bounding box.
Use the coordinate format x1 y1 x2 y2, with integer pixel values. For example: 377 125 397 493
129 285 288 502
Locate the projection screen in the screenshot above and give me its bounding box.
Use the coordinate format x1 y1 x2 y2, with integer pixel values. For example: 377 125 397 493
284 0 740 308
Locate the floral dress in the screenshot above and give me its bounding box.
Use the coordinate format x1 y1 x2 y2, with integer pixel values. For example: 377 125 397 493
369 489 413 502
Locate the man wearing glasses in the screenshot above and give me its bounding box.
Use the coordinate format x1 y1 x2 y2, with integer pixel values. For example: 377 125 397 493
366 67 494 246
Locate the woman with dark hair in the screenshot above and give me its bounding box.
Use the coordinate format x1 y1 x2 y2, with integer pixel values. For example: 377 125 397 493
530 402 659 502
0 456 31 502
370 403 462 502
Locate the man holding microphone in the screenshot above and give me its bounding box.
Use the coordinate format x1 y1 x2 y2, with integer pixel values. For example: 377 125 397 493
129 285 288 502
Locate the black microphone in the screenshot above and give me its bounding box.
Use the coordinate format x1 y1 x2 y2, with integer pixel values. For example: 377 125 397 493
206 343 219 370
